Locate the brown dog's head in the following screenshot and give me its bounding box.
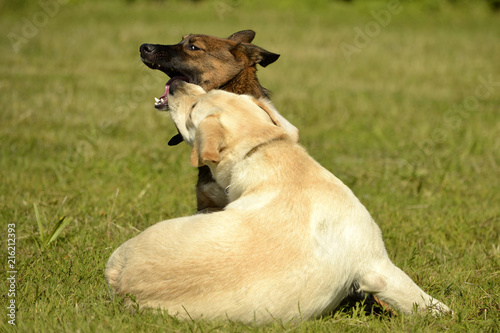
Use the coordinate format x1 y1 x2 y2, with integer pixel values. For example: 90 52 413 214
167 80 292 187
140 30 280 111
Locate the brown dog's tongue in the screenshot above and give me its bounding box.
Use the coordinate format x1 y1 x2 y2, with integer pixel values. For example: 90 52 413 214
168 133 184 146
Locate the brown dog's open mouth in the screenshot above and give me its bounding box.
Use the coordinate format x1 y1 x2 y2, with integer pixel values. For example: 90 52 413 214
154 77 190 110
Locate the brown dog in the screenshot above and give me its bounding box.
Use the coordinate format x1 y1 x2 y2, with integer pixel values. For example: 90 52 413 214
140 30 292 212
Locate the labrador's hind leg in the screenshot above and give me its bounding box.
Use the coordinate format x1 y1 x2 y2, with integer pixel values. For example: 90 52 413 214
357 260 451 315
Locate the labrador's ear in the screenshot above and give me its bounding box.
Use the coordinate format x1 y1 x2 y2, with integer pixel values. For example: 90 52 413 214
253 98 300 143
190 115 225 167
254 99 282 127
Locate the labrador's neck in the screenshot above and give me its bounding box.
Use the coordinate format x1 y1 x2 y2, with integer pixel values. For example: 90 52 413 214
223 141 308 204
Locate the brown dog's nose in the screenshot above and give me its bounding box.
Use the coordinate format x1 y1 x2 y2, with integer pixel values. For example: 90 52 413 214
140 43 156 54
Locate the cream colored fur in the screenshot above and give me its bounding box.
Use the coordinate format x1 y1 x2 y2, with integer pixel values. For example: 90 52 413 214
105 82 451 324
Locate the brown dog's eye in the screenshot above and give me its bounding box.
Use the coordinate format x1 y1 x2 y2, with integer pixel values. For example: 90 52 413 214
188 44 201 51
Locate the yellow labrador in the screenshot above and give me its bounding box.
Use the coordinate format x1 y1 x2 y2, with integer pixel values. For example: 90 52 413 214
105 81 451 323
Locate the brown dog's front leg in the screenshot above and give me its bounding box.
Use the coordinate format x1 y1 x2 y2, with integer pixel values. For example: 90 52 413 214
196 166 228 213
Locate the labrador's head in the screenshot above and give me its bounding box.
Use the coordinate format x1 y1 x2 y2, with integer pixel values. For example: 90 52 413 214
167 80 294 186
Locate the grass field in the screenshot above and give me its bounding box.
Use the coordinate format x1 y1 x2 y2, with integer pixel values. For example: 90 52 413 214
1 0 499 331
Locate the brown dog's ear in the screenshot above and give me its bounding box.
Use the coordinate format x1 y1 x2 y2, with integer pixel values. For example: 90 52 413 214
231 43 280 67
227 30 256 43
190 115 225 167
256 46 280 67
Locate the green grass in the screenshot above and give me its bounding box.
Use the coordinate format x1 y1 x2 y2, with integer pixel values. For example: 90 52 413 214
1 0 499 331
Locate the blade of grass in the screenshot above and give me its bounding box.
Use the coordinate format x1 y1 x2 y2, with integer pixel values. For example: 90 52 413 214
33 203 45 244
50 196 68 225
46 216 73 245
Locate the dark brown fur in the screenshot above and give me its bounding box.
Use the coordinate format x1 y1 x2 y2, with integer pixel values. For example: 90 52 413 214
140 30 279 212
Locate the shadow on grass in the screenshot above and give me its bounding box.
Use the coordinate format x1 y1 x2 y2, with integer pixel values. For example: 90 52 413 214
330 292 395 320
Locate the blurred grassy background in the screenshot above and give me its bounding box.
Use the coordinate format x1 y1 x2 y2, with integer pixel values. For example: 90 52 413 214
1 0 499 331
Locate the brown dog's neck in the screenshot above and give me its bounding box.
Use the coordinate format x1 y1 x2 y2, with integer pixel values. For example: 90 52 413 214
218 66 270 99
